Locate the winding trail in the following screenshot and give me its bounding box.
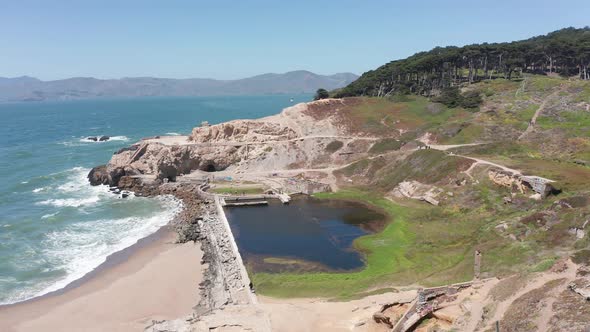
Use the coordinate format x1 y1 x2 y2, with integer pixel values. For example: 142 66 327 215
483 260 577 331
517 84 563 140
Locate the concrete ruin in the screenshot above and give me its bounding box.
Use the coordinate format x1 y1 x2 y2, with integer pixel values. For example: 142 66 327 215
390 180 443 206
488 168 556 197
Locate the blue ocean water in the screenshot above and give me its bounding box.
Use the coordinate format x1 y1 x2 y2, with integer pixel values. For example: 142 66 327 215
0 94 310 304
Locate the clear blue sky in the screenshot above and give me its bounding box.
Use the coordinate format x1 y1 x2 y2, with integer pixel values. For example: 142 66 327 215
1 0 588 80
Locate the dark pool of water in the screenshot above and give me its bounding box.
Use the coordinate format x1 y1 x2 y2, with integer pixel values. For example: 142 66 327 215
224 196 386 273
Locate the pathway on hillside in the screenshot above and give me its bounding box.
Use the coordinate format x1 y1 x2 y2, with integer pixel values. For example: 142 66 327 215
144 134 381 147
483 259 577 331
517 84 563 140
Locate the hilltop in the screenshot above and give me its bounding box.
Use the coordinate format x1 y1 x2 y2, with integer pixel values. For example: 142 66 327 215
336 27 590 97
0 70 358 102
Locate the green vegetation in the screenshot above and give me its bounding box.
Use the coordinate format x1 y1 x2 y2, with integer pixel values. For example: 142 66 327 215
251 72 590 300
251 189 535 299
325 140 344 153
335 95 473 138
529 257 558 272
314 88 329 100
372 149 468 190
368 138 402 153
432 86 482 109
337 27 590 98
210 186 266 195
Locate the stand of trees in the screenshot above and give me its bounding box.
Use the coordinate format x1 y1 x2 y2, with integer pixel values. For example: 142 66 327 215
336 27 590 98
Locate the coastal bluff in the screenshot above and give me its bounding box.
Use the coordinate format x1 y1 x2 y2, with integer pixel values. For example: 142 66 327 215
88 98 378 190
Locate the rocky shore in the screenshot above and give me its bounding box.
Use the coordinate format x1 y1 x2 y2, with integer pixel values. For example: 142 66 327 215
88 164 267 330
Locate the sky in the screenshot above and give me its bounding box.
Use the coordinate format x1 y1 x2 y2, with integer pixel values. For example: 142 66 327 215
1 0 589 81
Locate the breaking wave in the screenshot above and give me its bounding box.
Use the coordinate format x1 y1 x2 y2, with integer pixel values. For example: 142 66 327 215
0 167 182 305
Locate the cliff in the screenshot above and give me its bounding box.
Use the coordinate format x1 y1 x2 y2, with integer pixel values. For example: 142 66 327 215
88 99 375 188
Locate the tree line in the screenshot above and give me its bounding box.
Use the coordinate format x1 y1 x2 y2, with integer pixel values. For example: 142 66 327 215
336 27 590 98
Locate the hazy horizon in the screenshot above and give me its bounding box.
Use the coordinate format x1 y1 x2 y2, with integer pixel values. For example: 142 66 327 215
0 69 358 82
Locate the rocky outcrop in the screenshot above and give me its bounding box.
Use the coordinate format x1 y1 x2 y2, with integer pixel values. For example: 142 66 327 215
390 180 443 206
88 101 369 188
189 120 296 143
87 165 110 185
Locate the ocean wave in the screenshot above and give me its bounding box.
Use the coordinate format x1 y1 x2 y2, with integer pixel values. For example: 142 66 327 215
38 167 109 207
33 195 182 302
1 193 182 305
109 135 129 141
38 197 100 208
165 132 181 136
32 187 45 193
1 165 183 305
41 212 59 219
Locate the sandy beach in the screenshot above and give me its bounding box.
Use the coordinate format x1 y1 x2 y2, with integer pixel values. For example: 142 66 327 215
0 228 204 332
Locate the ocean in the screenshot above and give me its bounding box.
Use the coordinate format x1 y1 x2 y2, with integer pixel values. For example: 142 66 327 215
0 94 311 304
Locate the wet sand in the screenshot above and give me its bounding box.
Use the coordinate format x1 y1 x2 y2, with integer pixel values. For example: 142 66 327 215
0 228 203 332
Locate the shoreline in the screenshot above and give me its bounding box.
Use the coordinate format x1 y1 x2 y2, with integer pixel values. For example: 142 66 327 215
0 224 175 307
0 225 204 332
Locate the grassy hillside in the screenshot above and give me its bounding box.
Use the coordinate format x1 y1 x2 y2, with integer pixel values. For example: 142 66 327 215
252 75 590 299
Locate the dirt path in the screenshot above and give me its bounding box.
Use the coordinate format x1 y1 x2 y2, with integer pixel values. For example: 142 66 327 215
146 134 380 147
483 260 577 331
517 84 563 140
459 155 554 183
428 143 482 151
535 291 559 332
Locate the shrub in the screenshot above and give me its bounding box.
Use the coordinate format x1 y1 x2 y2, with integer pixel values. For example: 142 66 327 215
326 140 344 152
433 87 462 108
314 88 330 100
460 90 483 109
432 86 482 109
369 138 402 153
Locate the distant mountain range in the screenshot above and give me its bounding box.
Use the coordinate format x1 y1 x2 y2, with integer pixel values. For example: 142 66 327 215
0 71 358 102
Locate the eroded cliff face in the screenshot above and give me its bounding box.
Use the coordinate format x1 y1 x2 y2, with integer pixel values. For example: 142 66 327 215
88 99 371 188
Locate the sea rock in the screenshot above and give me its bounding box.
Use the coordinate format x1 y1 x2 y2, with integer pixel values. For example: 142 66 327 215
87 136 98 142
87 165 110 185
87 164 129 187
99 135 110 141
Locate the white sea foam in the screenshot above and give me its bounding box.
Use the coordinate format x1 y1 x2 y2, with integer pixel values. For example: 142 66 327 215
38 197 101 208
38 168 108 207
2 165 183 304
41 212 59 219
32 187 45 193
31 195 182 301
165 132 181 136
60 136 130 146
108 136 129 141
